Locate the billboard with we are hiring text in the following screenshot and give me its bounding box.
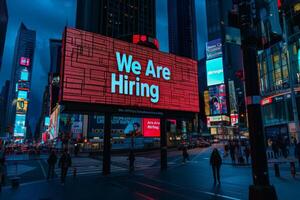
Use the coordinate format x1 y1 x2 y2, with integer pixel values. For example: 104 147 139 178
60 28 199 113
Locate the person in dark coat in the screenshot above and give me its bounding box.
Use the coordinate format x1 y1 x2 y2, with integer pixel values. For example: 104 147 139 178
58 149 72 184
182 145 189 163
210 148 222 184
128 149 135 172
47 150 57 179
244 146 250 164
295 142 300 167
229 142 236 164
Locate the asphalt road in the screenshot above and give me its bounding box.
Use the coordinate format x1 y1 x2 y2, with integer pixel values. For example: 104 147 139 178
2 145 300 200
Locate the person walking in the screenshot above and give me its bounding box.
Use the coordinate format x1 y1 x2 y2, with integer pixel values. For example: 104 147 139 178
128 149 135 172
244 145 250 164
182 145 189 163
58 149 72 184
47 150 57 180
295 142 300 168
229 142 236 164
210 148 222 184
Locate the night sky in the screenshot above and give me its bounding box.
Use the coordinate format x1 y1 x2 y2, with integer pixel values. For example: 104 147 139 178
0 0 207 132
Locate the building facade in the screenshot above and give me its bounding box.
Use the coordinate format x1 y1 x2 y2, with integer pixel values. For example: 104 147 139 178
0 80 10 137
6 23 36 139
167 0 198 59
76 0 156 42
0 0 8 69
202 0 247 138
258 0 300 141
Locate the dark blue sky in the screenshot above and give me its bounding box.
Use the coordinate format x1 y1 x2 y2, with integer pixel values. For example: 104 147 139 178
0 0 207 132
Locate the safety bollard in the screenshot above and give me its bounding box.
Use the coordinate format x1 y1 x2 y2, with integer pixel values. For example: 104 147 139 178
73 167 77 178
274 163 280 177
290 162 296 178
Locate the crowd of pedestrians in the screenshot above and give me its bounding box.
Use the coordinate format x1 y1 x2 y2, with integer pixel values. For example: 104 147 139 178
224 140 251 165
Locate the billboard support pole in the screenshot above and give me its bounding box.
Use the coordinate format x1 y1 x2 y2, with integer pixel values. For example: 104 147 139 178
103 112 111 175
160 117 167 170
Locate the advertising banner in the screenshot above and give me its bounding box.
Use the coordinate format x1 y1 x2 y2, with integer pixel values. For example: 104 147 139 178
61 28 199 113
16 99 28 113
206 57 224 86
206 39 222 60
209 84 227 115
142 118 160 137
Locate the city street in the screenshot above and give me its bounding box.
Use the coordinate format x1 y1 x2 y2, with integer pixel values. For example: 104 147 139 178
2 145 300 200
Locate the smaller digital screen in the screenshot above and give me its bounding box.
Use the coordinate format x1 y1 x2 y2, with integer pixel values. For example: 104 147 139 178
18 91 28 99
209 84 227 115
142 118 160 137
44 116 50 126
20 71 29 81
14 114 26 137
20 57 30 66
16 99 28 113
206 57 224 86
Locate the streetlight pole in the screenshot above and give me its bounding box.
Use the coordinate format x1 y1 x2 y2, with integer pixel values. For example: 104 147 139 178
238 0 277 199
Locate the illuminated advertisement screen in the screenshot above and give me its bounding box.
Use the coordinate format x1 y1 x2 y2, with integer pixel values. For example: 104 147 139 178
44 116 50 126
14 114 26 137
142 118 160 137
16 99 28 113
206 57 224 86
18 91 28 99
206 39 222 60
20 70 29 81
61 28 199 113
20 57 30 66
209 84 227 115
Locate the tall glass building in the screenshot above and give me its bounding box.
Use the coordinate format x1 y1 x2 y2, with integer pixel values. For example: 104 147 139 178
258 0 300 141
0 0 8 69
6 23 36 139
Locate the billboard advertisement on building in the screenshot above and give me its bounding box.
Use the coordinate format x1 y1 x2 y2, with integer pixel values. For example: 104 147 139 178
209 84 227 115
14 114 26 137
206 57 224 87
60 28 199 113
206 39 222 60
142 118 160 137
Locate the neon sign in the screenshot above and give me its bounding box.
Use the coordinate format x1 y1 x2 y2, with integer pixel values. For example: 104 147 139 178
20 57 30 66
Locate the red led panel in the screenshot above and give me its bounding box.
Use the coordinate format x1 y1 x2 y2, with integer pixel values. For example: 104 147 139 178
61 28 199 113
142 118 160 137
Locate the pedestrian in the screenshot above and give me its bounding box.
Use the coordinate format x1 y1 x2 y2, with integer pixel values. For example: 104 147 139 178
295 142 300 168
244 145 250 164
58 149 72 184
47 150 57 180
272 141 279 159
182 145 189 163
74 144 80 157
128 149 135 172
210 148 222 184
229 142 235 164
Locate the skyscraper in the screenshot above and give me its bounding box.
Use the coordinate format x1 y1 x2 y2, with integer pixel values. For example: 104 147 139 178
76 0 156 42
6 23 36 138
0 0 8 69
167 0 198 59
0 80 10 137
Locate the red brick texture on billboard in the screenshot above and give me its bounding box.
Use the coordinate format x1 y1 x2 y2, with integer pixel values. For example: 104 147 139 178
61 28 199 113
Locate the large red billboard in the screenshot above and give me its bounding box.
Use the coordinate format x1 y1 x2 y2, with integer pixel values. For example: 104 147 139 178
61 28 199 112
